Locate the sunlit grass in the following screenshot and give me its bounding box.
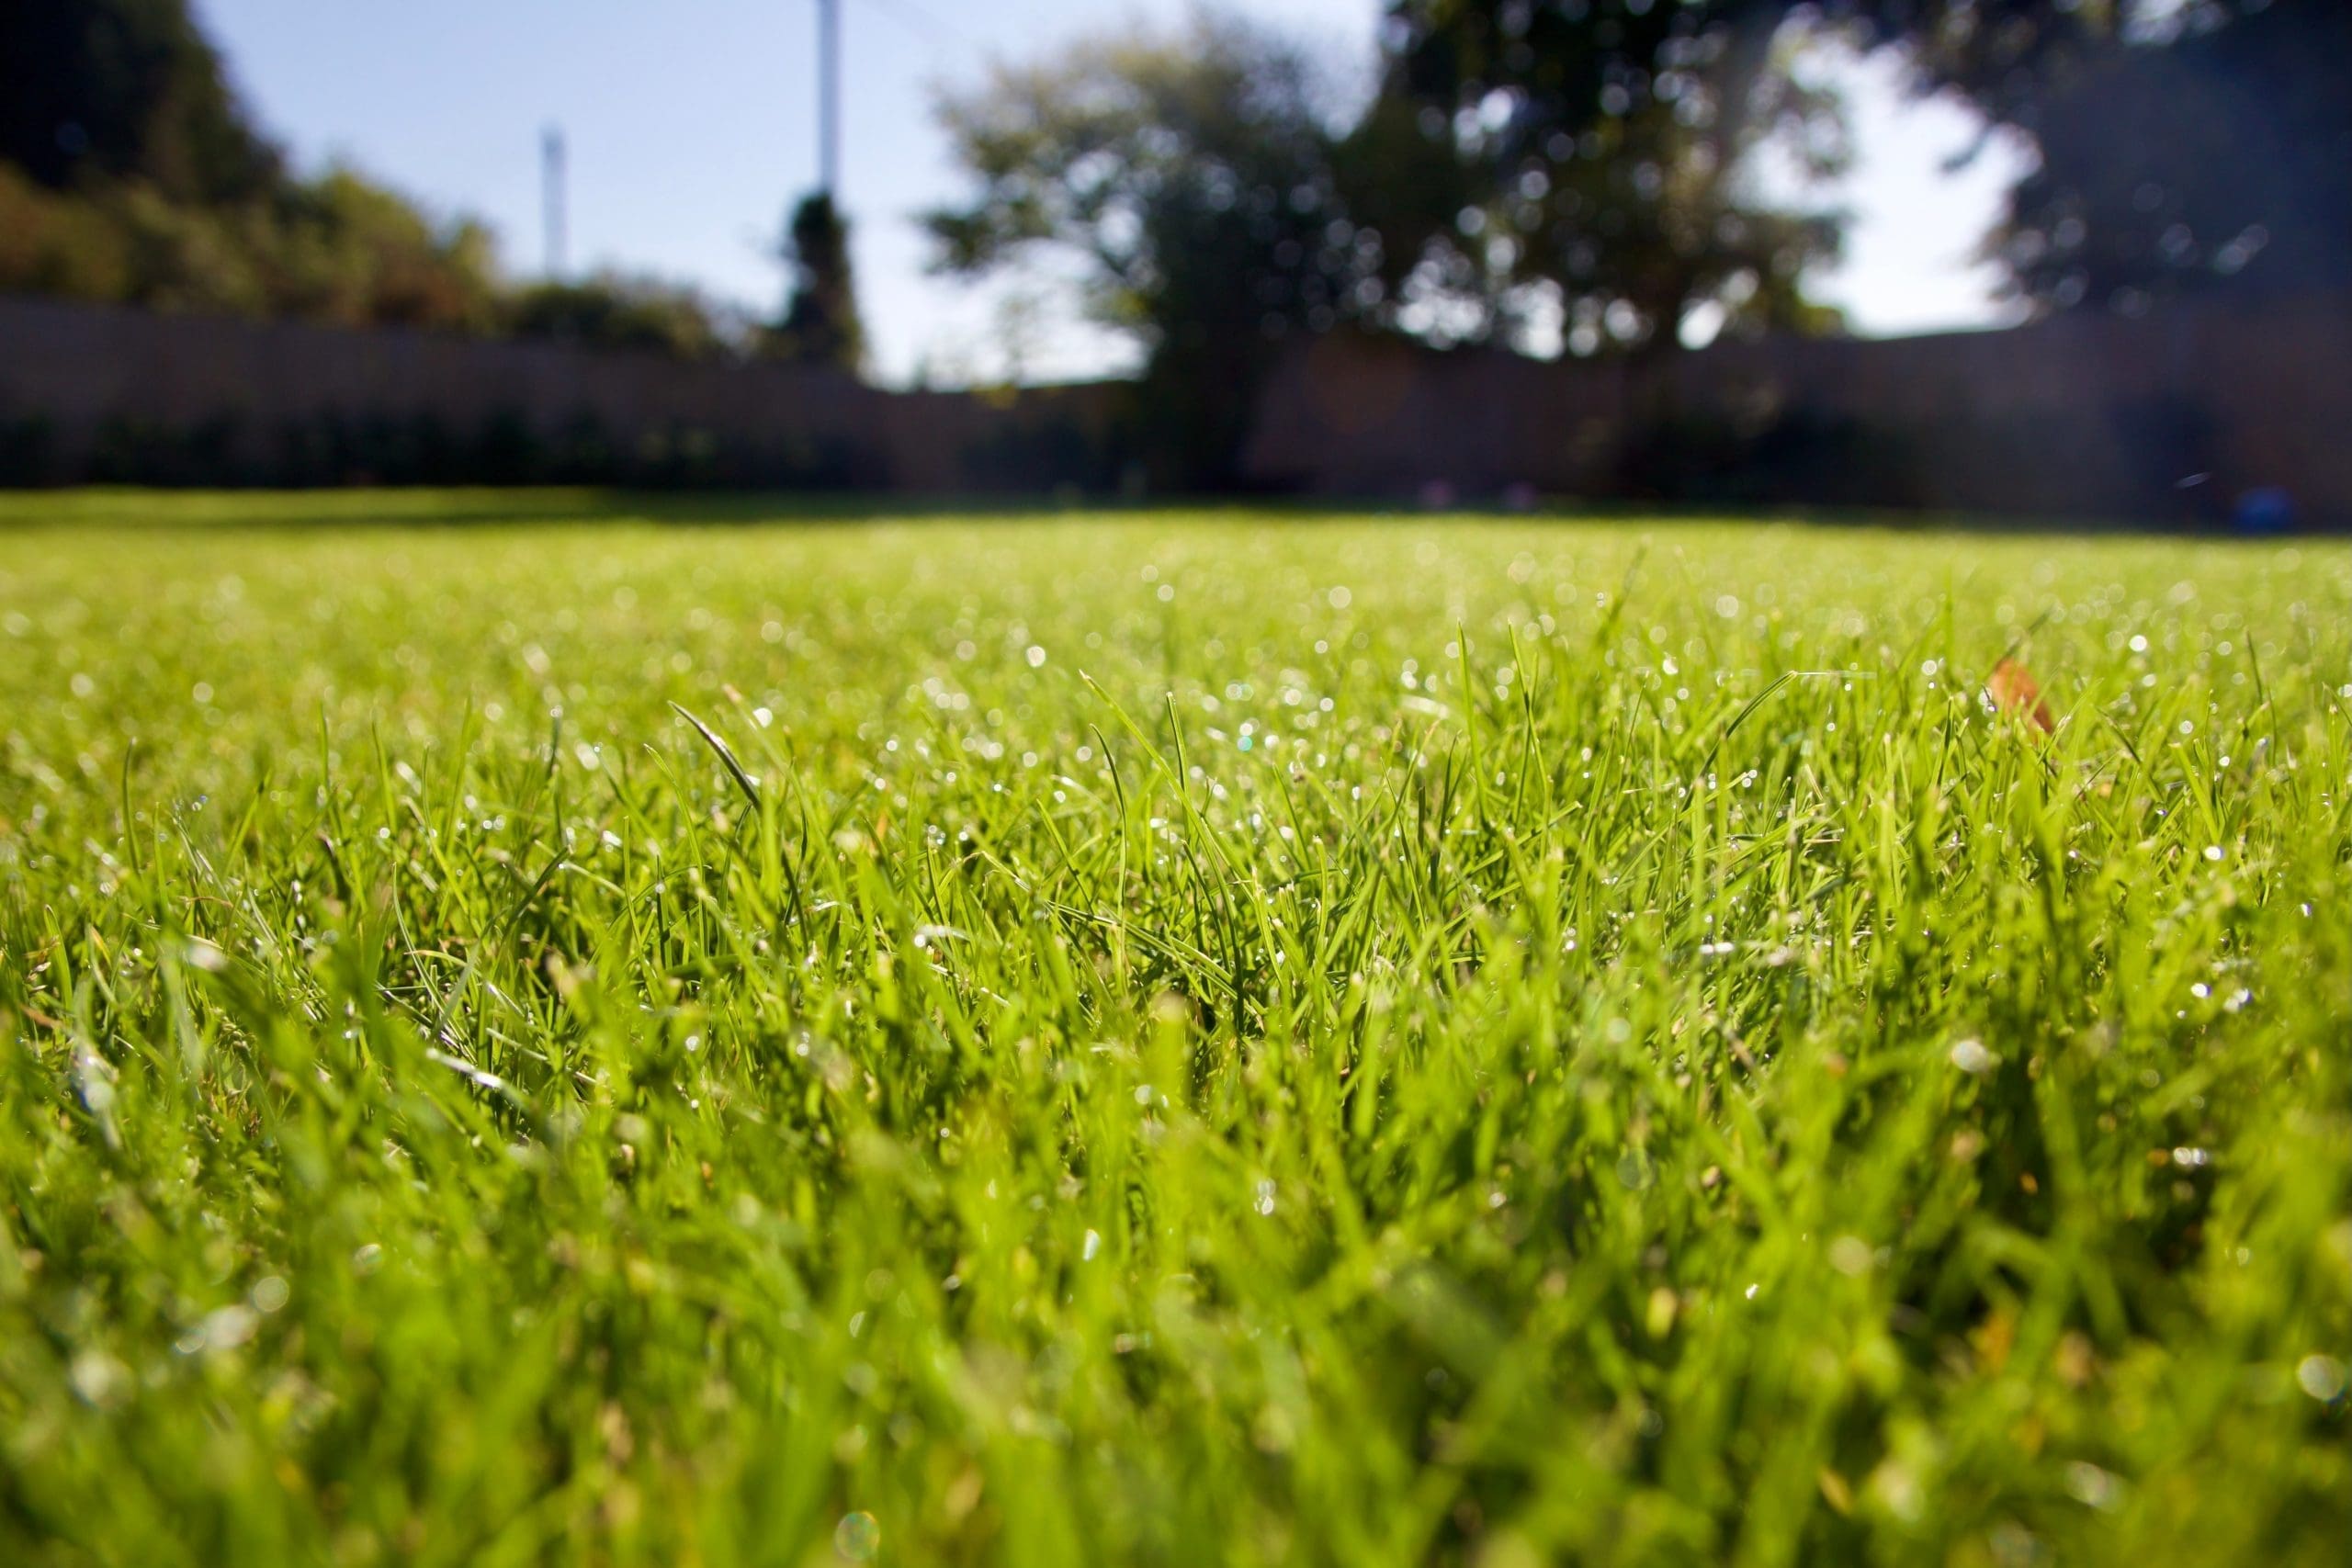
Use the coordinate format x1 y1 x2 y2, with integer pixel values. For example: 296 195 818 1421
2 495 2347 1565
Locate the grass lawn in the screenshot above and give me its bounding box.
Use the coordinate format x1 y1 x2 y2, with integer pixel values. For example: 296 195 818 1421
1 493 2347 1565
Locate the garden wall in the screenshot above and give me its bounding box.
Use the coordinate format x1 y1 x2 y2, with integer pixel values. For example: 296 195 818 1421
0 294 1124 491
1243 296 2352 525
4 288 2347 525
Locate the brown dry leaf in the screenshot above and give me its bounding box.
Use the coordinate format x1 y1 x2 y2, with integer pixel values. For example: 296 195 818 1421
1972 1304 2018 1374
1985 658 2054 735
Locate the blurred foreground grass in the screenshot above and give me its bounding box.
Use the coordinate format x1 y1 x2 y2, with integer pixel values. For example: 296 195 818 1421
1 494 2347 1565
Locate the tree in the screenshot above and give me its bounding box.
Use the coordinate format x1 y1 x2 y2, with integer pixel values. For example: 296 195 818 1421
926 13 1378 485
1371 1 1849 356
0 0 281 204
510 274 733 359
0 162 138 301
1387 0 2352 329
0 0 767 352
0 0 503 333
1897 0 2352 312
766 192 865 372
1729 0 2352 313
0 158 503 332
257 166 501 332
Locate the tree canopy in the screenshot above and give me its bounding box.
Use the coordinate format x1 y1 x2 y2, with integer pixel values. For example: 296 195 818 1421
1370 1 1852 354
927 17 1372 348
510 274 738 360
928 6 1859 369
1 0 280 204
765 193 866 372
0 1 503 333
0 0 754 358
1948 0 2352 311
926 14 1379 482
931 0 2345 392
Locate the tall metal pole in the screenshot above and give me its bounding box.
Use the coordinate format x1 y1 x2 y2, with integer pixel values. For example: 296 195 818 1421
541 125 567 277
818 0 841 198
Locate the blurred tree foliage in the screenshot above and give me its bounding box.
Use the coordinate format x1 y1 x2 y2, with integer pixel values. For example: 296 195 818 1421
0 0 743 356
932 1 2343 407
510 275 738 360
0 1 502 332
927 6 1855 375
927 15 1377 485
925 8 1860 481
1872 0 2352 312
1390 0 2350 324
1 0 279 204
764 193 865 372
0 159 503 331
1371 1 1850 355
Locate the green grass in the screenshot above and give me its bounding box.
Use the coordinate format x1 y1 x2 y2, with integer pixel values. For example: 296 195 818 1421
2 493 2347 1566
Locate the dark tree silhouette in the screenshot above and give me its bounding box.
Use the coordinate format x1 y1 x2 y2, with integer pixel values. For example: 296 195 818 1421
0 0 280 203
1954 0 2352 311
0 0 750 350
1386 1 2352 322
0 0 505 332
768 192 865 372
1372 1 1849 355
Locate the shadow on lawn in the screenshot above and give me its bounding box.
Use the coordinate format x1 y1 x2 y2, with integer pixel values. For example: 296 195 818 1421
0 490 1091 533
0 487 2316 539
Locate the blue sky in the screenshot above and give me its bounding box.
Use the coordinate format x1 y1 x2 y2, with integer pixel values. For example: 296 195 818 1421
196 0 2030 384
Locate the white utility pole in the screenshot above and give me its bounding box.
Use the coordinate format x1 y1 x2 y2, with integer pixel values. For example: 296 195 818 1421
541 125 568 276
818 0 842 197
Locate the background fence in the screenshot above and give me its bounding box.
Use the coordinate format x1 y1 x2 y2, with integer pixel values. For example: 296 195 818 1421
1242 295 2352 525
5 291 2346 525
0 295 1125 492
